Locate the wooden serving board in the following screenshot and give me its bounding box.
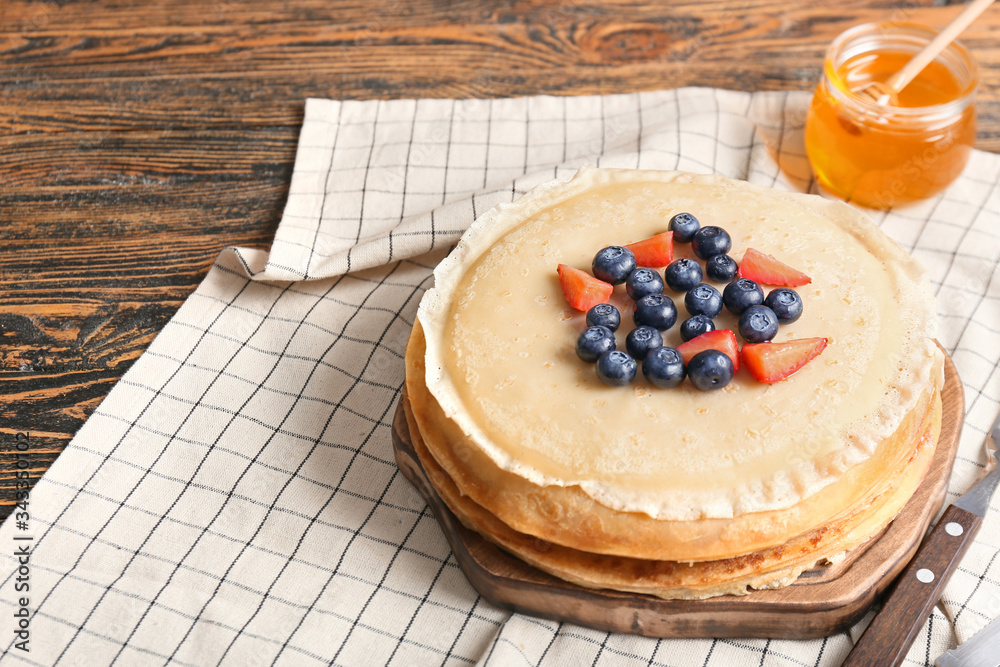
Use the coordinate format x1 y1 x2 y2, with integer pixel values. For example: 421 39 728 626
392 350 964 639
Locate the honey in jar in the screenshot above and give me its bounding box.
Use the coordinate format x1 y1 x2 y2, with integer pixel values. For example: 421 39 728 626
805 23 978 209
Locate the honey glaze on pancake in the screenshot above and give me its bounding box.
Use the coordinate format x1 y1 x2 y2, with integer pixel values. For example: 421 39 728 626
419 169 940 521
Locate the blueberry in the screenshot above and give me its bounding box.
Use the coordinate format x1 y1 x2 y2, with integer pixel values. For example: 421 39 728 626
625 268 664 301
592 246 637 285
596 350 637 386
626 326 663 360
664 258 703 293
679 315 715 342
691 226 732 260
764 288 803 323
723 278 764 315
669 212 700 243
576 326 616 362
687 349 734 391
684 283 723 318
633 294 678 331
643 347 686 388
705 254 738 283
738 305 780 343
586 303 621 332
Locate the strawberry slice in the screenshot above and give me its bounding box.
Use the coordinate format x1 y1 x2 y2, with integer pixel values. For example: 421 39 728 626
738 248 811 286
741 337 828 383
625 232 673 268
557 264 613 312
677 329 740 371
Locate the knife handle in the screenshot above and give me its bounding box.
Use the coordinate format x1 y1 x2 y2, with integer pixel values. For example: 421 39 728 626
842 504 982 667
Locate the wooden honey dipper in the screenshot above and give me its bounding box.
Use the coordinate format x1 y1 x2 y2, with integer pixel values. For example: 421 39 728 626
858 0 993 105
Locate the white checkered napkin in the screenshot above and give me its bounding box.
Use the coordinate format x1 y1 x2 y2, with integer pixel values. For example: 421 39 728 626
0 89 998 667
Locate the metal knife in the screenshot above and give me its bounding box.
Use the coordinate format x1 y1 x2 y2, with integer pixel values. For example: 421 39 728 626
842 411 1000 667
936 614 1000 667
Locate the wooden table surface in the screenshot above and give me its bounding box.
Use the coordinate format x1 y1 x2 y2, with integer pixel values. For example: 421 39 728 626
1 0 996 520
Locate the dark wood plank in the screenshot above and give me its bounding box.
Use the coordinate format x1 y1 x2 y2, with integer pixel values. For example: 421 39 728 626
0 0 994 519
4 2 995 139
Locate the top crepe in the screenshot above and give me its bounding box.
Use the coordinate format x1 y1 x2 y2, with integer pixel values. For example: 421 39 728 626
417 168 941 522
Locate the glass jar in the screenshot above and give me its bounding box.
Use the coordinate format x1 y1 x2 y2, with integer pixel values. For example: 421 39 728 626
804 23 978 209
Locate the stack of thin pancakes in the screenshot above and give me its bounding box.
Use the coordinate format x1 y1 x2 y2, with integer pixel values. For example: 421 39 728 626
404 169 944 599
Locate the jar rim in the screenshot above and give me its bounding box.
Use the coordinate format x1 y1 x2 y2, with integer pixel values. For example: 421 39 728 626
824 22 978 119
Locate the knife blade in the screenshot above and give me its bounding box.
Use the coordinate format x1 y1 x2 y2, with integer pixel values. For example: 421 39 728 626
936 614 1000 667
841 411 1000 667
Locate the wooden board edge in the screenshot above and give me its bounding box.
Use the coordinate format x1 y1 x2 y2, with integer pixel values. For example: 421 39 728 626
391 347 964 639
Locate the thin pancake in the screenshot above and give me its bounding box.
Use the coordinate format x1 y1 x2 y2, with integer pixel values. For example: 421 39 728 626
406 321 942 562
403 375 941 600
418 169 941 523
